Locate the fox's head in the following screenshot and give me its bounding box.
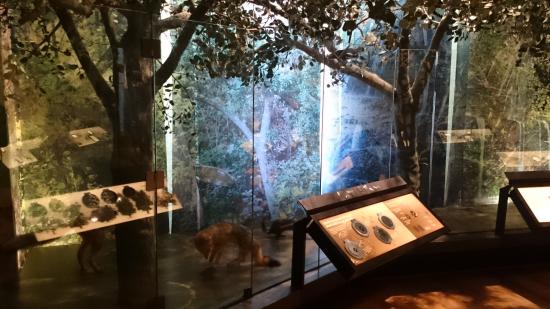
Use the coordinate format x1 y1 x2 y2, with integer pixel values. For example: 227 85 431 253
193 233 211 259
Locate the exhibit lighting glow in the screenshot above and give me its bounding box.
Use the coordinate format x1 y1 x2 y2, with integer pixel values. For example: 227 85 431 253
161 1 174 234
444 39 458 206
320 65 343 193
385 285 539 308
90 217 98 223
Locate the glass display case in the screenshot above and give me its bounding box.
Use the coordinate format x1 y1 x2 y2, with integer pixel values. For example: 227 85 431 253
0 2 548 309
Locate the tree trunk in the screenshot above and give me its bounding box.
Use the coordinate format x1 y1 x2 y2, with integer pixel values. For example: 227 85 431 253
395 31 421 192
172 132 200 232
0 21 18 293
256 97 278 219
111 12 156 307
394 98 421 192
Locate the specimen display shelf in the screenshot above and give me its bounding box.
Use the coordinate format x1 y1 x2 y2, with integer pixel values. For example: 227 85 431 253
22 181 182 242
497 151 550 169
291 177 447 288
437 128 491 144
0 137 43 168
496 171 550 235
68 126 108 147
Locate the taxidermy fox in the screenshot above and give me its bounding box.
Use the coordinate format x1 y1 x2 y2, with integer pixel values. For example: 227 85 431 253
194 223 281 267
78 229 108 273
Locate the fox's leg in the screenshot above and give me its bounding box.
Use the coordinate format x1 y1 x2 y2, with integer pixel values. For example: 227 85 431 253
238 245 249 263
89 234 104 273
208 246 219 263
79 230 105 273
214 247 224 263
252 242 263 266
224 242 245 266
77 236 90 273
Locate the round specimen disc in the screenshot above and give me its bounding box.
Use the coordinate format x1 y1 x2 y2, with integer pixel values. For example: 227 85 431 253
374 226 392 244
82 193 100 208
101 189 118 204
378 213 395 230
344 239 366 260
351 219 369 237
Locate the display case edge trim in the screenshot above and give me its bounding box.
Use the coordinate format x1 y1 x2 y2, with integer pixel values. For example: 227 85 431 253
298 177 408 215
505 171 550 187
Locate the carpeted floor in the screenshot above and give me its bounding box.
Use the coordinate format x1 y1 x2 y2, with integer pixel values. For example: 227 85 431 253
304 263 550 309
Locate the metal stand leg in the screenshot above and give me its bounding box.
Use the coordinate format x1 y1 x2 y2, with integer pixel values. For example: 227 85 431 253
291 218 308 290
495 185 511 236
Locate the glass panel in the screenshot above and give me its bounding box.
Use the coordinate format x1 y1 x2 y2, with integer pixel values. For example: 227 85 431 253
251 51 322 291
320 66 397 194
154 20 254 307
317 24 399 279
431 31 547 233
320 47 397 194
1 5 158 308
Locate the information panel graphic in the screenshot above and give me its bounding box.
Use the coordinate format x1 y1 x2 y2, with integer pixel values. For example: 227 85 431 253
319 193 443 265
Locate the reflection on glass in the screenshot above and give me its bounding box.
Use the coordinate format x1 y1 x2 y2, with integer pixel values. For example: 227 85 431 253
153 21 255 307
321 54 396 194
154 28 323 302
433 30 549 233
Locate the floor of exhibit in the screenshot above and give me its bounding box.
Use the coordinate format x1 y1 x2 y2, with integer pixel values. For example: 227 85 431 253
256 262 550 309
0 205 537 309
0 231 321 309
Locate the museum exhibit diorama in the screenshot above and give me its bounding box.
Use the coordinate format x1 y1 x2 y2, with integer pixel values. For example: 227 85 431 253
0 1 549 308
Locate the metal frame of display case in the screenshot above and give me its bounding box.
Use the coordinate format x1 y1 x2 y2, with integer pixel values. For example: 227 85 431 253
495 171 550 235
291 177 448 289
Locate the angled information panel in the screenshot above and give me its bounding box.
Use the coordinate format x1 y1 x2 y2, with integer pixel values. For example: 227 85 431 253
296 177 447 279
516 186 550 224
499 171 550 231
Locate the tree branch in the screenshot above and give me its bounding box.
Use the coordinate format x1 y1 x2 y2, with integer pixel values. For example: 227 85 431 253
199 96 253 141
397 28 412 104
154 0 214 91
410 14 451 103
34 22 62 52
49 0 95 16
52 5 117 121
155 11 192 34
100 7 118 51
49 0 144 16
288 39 395 95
